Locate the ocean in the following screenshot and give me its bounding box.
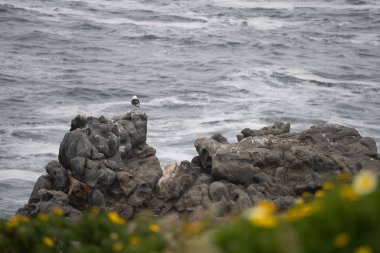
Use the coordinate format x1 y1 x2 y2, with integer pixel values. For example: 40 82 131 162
0 0 379 218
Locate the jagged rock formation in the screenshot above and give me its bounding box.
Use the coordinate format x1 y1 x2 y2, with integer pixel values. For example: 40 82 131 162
17 111 380 220
18 109 162 220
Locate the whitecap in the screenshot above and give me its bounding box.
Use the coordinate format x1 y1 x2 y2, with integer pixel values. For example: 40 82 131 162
247 17 301 30
0 170 41 182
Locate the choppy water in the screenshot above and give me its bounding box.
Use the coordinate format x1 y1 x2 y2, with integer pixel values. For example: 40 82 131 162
1 0 379 218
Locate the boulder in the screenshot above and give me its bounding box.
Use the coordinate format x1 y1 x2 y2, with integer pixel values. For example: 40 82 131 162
45 160 69 192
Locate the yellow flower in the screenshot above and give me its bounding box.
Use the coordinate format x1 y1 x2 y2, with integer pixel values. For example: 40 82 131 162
295 198 304 206
336 172 350 181
112 242 123 252
42 236 54 247
51 207 64 217
352 170 378 196
37 213 49 222
354 245 373 253
129 236 140 245
315 190 324 198
6 215 29 229
301 192 311 198
247 200 277 228
322 181 334 191
333 233 350 247
149 223 160 233
284 202 320 221
339 185 358 201
107 211 125 225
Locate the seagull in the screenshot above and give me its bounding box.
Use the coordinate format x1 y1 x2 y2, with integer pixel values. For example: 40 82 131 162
131 95 140 107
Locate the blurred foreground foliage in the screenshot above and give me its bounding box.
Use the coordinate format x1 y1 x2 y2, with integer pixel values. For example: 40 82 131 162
1 170 379 253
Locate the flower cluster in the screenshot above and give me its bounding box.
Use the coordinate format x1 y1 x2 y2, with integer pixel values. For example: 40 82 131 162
214 169 380 253
0 169 379 253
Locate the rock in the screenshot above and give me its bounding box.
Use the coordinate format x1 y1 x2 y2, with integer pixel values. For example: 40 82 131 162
273 196 295 211
34 190 72 216
89 189 105 208
34 189 81 221
241 122 290 139
59 129 104 169
158 161 200 201
45 160 69 192
70 113 88 131
86 117 120 158
209 182 230 202
246 184 266 204
95 167 116 193
120 107 148 148
28 175 53 204
195 123 380 199
20 107 162 219
115 171 137 196
227 183 252 211
18 114 380 221
125 154 162 207
211 133 229 144
174 184 211 213
67 175 91 209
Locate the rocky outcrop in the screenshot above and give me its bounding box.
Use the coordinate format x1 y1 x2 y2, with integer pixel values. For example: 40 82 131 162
18 108 161 220
17 111 380 220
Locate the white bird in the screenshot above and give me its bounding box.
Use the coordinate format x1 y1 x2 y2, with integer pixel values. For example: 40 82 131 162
131 95 140 107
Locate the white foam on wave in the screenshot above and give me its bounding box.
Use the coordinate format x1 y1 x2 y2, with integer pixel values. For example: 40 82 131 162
211 0 295 10
0 170 41 182
245 66 378 89
3 141 59 157
88 16 207 29
278 67 378 87
248 17 300 30
351 34 380 46
2 0 207 30
222 16 300 30
145 96 191 107
63 0 164 13
31 2 207 29
37 101 128 117
211 0 380 10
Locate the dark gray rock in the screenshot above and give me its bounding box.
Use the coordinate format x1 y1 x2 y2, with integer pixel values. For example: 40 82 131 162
59 129 104 169
19 115 380 221
211 133 229 144
28 175 53 204
86 117 120 158
70 114 88 131
209 182 230 202
241 122 290 139
45 160 69 192
20 108 161 219
89 189 105 207
273 196 295 211
174 183 211 213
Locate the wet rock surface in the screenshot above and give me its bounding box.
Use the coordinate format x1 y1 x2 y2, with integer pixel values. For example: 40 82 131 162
17 113 380 220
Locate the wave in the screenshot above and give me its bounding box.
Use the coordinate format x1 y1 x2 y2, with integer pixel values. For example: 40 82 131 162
0 170 41 182
211 0 380 10
11 131 45 141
